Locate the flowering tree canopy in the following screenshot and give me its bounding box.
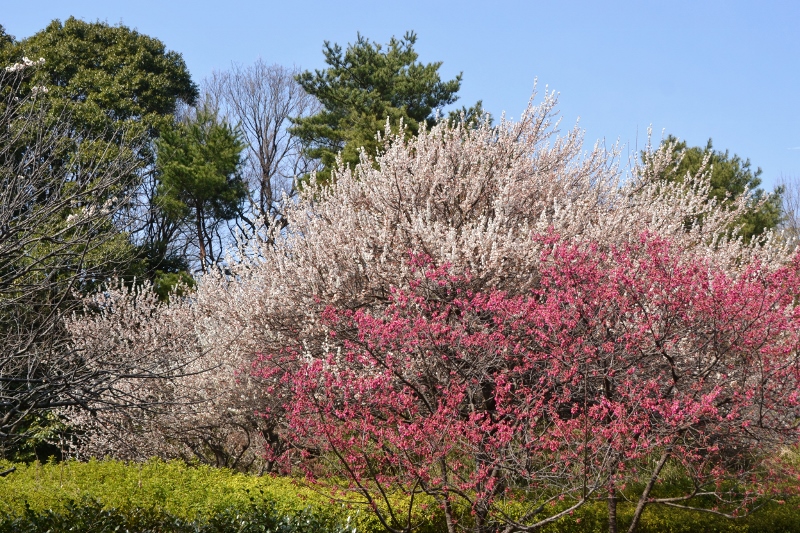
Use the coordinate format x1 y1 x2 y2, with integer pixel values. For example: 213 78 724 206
65 88 797 532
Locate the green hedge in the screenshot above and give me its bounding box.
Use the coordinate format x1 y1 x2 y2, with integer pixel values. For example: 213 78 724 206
0 459 426 532
1 459 799 532
0 497 345 533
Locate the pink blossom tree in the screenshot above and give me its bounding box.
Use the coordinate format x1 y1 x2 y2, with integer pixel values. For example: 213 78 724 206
259 235 800 533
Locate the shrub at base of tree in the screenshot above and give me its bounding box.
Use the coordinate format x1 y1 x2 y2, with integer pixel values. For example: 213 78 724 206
0 459 426 533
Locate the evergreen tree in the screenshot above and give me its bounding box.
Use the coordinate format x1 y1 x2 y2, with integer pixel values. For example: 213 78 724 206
16 17 197 142
290 31 463 184
0 25 13 51
155 108 246 271
652 136 782 240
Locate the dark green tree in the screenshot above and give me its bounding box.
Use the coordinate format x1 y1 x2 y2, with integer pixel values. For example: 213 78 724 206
291 31 463 184
0 25 13 52
16 17 197 141
653 136 782 240
12 18 199 282
155 108 246 272
447 99 492 129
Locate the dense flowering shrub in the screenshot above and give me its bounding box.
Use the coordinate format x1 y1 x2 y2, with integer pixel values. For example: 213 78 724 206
258 236 800 533
64 280 277 471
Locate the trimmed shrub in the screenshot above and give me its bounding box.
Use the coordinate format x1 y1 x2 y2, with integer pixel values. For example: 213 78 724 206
0 459 430 532
0 459 798 532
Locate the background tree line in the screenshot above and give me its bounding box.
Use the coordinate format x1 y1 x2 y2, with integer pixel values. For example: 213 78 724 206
1 18 791 292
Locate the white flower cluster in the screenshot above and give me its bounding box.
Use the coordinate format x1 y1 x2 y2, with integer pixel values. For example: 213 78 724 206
30 85 49 95
4 56 45 73
65 197 118 226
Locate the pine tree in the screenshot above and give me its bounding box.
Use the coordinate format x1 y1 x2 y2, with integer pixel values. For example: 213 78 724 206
290 31 463 185
156 108 246 271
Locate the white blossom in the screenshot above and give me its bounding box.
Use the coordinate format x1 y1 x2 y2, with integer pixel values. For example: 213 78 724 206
4 56 45 73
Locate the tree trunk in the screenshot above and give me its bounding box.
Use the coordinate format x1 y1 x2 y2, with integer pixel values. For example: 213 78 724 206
195 210 206 272
439 458 457 533
627 452 670 533
608 484 618 533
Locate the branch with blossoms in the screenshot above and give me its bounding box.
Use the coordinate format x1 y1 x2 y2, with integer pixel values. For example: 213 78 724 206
0 56 151 448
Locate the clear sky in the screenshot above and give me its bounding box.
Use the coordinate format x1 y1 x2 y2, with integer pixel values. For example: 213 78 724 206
4 0 798 191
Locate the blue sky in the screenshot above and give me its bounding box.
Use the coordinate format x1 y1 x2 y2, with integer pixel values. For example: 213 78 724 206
4 1 798 191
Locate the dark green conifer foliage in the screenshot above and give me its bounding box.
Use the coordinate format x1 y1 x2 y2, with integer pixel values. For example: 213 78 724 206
0 25 13 52
291 31 462 185
156 109 246 271
655 136 782 240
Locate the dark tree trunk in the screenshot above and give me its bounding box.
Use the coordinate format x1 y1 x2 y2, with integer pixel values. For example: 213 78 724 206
195 210 206 271
627 452 670 533
608 485 618 533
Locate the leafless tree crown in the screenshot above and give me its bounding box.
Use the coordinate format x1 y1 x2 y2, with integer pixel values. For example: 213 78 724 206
779 175 800 245
204 60 320 230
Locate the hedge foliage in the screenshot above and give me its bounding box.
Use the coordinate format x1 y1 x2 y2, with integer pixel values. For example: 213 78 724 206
0 459 799 532
536 500 800 533
0 458 430 532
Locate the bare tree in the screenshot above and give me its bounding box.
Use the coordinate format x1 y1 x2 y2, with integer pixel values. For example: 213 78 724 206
779 175 800 245
204 60 319 231
0 58 190 451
